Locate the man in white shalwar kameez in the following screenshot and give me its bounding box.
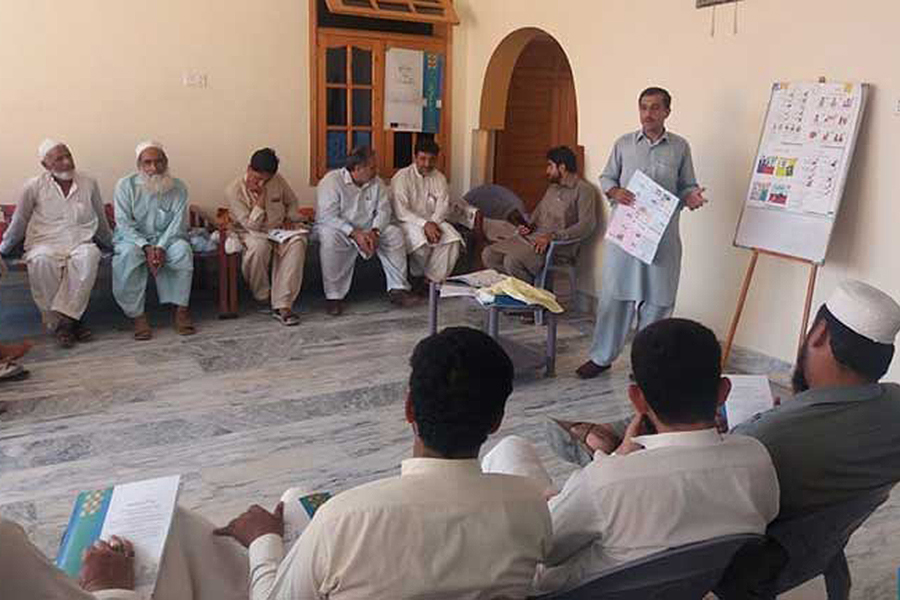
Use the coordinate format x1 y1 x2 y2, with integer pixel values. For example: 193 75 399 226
390 138 462 291
482 318 779 595
0 140 112 348
314 146 418 316
112 141 195 339
4 329 551 600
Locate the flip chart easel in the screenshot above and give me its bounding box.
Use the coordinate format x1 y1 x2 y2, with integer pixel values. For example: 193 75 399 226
722 248 818 367
722 77 868 367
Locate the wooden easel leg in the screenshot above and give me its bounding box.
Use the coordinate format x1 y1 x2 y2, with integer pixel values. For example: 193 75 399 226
228 254 239 315
722 251 760 368
798 263 819 357
218 246 229 317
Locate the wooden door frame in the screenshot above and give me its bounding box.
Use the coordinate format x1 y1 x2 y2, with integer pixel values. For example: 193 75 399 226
475 28 581 186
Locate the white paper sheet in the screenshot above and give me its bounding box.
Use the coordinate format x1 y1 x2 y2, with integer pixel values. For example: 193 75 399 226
439 283 478 298
446 269 507 289
384 48 424 131
745 82 864 217
99 475 180 597
605 170 680 264
724 375 774 428
267 228 309 244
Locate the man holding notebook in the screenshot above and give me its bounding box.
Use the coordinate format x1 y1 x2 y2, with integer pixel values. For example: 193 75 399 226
1 518 138 599
226 148 308 326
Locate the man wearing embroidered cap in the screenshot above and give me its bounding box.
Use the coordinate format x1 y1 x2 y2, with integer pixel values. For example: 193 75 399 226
734 279 900 517
112 141 195 339
0 140 112 348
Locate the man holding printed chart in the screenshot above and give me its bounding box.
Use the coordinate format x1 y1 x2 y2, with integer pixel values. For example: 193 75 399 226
577 87 709 379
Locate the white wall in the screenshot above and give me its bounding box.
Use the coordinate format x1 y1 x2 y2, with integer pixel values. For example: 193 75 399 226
0 0 314 213
451 0 900 377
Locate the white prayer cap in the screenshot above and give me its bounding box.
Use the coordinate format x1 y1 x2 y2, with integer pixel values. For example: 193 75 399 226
825 280 900 344
135 140 165 159
38 138 64 161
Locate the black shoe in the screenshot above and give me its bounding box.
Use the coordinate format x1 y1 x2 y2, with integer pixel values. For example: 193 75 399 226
326 299 344 316
388 290 422 308
73 320 93 342
576 360 611 379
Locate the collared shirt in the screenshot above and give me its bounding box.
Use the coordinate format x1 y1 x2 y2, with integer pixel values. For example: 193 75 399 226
315 168 392 236
390 165 462 251
598 129 700 305
599 130 698 201
226 173 304 234
248 458 552 600
530 173 598 242
0 518 138 600
390 163 451 228
537 429 779 594
112 173 190 250
734 382 900 519
0 172 112 257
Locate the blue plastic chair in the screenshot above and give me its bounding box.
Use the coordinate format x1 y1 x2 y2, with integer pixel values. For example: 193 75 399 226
715 486 893 600
463 184 581 322
462 184 526 221
538 533 765 600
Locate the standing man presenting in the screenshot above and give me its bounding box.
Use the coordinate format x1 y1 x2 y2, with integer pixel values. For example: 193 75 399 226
577 87 707 379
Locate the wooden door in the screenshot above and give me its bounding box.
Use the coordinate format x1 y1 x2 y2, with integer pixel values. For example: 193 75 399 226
494 37 578 212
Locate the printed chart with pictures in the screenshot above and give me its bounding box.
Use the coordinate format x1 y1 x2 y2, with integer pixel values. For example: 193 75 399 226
606 169 680 265
747 82 864 216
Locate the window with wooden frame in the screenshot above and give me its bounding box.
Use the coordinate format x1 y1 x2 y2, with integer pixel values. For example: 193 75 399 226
324 0 459 25
310 0 455 183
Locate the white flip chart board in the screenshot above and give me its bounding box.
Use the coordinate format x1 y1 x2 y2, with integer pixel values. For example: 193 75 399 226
734 81 868 263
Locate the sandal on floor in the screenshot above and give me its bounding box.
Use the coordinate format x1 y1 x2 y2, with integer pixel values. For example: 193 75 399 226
174 309 196 336
54 328 75 349
272 310 300 327
544 418 595 467
0 361 29 382
134 315 153 341
73 321 93 342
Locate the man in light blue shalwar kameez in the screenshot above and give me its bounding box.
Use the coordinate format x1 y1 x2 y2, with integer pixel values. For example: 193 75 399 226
112 141 196 340
578 87 708 378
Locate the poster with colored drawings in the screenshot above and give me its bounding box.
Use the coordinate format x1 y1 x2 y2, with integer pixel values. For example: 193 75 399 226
746 82 864 217
606 169 680 265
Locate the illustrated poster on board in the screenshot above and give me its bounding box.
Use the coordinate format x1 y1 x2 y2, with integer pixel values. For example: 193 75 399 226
606 170 680 265
745 82 863 217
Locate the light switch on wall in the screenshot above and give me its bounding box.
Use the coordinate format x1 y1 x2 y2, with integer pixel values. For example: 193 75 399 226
182 72 208 88
894 98 900 116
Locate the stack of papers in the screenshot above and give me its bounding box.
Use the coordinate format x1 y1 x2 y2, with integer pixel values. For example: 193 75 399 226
441 269 507 299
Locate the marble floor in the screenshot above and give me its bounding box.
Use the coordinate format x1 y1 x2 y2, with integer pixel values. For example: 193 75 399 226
0 270 897 599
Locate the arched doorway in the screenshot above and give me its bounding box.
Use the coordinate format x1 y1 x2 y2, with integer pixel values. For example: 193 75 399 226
476 29 579 212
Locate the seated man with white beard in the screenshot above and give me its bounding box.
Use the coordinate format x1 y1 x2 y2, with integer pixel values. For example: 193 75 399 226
0 140 113 348
112 141 195 339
